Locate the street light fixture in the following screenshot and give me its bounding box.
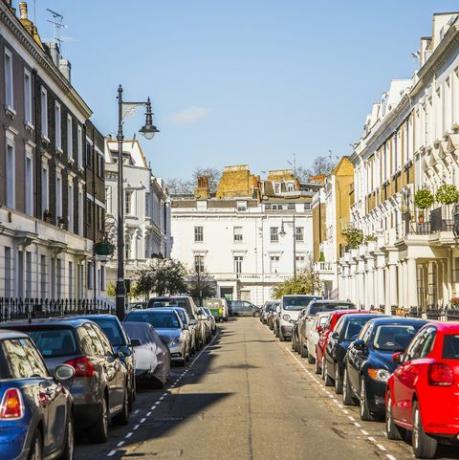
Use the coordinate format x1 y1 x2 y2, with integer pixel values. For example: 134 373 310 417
115 85 159 320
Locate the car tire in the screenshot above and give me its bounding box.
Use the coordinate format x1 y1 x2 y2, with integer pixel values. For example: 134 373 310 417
324 358 333 386
301 344 309 359
314 353 321 374
386 396 403 441
359 377 374 421
59 414 75 460
334 365 343 394
89 397 109 443
307 351 315 364
29 429 43 460
342 368 356 406
412 402 437 459
279 328 285 342
291 339 296 352
114 389 130 426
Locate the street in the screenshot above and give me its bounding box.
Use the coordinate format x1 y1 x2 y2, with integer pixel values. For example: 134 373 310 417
74 318 458 460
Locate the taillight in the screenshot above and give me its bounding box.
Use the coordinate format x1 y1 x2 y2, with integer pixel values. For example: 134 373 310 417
65 356 96 377
428 363 454 387
0 388 23 419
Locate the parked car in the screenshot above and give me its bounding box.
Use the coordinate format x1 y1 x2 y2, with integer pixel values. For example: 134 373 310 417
228 300 259 317
149 296 203 349
169 306 196 354
125 308 191 365
315 310 363 379
343 316 426 421
122 322 171 388
324 313 381 393
260 301 279 325
385 322 459 458
203 298 229 322
291 308 307 353
299 300 353 355
0 329 75 460
1 318 130 442
267 302 280 331
277 295 322 342
202 307 217 334
305 311 333 366
76 314 136 409
198 307 215 341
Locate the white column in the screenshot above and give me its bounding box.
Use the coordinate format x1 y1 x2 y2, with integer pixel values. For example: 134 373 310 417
406 258 418 308
388 262 398 312
366 257 375 310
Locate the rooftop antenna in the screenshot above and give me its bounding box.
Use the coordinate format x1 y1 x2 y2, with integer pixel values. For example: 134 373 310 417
46 8 67 46
287 153 297 172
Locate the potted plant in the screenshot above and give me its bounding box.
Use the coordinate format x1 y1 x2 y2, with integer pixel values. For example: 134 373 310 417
435 184 459 205
414 188 434 224
342 227 364 249
95 239 115 256
451 297 459 307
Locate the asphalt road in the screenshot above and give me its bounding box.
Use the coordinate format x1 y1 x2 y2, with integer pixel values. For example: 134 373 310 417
75 318 459 460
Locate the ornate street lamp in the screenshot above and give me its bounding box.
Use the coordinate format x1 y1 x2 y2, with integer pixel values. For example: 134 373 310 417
116 85 159 320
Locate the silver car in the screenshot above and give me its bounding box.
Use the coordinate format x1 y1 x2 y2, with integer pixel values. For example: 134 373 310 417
125 308 191 365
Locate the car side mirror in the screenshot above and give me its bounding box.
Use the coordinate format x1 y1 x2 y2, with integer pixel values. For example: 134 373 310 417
130 338 141 347
54 364 75 382
353 339 365 351
392 351 404 364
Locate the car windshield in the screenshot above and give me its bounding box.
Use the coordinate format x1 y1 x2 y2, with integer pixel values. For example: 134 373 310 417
126 311 180 329
284 297 318 311
373 325 417 351
89 318 125 347
309 303 353 316
442 335 459 359
343 317 371 340
28 328 78 357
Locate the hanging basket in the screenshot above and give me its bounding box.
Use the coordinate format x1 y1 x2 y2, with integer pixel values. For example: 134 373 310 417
95 241 115 256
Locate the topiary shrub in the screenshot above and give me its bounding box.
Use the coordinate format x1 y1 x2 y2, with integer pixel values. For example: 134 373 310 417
435 184 459 205
414 188 434 210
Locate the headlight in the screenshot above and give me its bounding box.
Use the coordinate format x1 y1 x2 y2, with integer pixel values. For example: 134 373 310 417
367 368 391 382
282 314 291 321
169 338 180 347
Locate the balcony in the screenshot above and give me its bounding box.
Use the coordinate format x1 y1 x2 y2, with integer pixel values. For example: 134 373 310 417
314 262 334 273
405 206 455 245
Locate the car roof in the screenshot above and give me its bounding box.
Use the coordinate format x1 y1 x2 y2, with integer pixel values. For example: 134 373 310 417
0 329 30 340
1 317 92 328
367 317 426 327
129 308 177 314
316 311 332 318
330 309 364 317
310 300 353 305
431 321 459 333
340 313 383 321
73 314 119 321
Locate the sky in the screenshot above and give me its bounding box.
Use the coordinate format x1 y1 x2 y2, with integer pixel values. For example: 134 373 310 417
26 0 459 180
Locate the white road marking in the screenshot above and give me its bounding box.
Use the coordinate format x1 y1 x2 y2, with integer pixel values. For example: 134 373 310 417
107 450 117 457
116 441 125 448
386 455 397 460
125 432 133 439
133 424 140 430
146 411 152 416
140 418 146 423
361 429 369 436
134 409 140 415
377 444 387 452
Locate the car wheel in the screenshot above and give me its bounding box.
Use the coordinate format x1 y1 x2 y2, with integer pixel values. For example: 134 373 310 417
301 343 309 359
88 397 109 443
321 357 326 380
386 396 403 441
334 365 343 394
342 368 356 406
412 402 437 459
359 377 374 421
324 359 333 386
29 430 43 460
279 328 285 342
60 414 75 460
114 389 130 426
291 338 296 351
307 350 315 364
314 353 321 374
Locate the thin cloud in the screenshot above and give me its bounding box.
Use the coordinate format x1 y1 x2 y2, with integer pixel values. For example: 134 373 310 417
169 106 211 124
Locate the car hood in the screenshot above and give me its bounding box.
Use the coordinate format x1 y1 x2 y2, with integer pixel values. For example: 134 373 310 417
155 328 181 343
368 350 398 372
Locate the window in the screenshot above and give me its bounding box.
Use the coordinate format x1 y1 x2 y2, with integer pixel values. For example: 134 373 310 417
270 255 280 273
55 102 62 150
77 125 83 168
24 70 32 125
296 255 306 268
67 115 73 159
194 255 205 273
100 266 105 291
68 261 73 299
85 140 92 167
4 247 12 298
270 227 279 242
287 183 294 192
4 49 13 109
56 259 62 298
25 251 32 298
40 87 48 139
194 226 203 242
105 186 112 214
78 190 84 235
234 256 243 275
6 143 15 209
233 226 243 242
41 164 49 213
17 250 23 298
87 262 94 290
25 152 33 215
295 226 304 242
2 338 49 379
40 255 46 299
56 173 62 218
274 183 281 194
125 190 133 215
68 179 74 232
145 192 151 217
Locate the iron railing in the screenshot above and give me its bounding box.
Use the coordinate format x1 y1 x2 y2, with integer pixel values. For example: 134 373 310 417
0 298 115 323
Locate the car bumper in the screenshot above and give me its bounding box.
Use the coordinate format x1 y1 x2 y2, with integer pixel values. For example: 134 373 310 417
0 423 30 460
280 325 293 338
169 344 186 361
365 379 387 415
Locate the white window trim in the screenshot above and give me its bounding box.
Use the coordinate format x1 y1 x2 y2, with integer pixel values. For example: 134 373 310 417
41 162 49 213
56 171 63 219
55 102 62 152
67 114 73 161
40 86 49 140
77 125 83 169
68 179 74 232
5 138 15 209
4 48 14 111
24 69 33 126
25 146 34 216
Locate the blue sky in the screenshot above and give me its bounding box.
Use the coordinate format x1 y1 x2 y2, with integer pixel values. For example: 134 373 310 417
28 0 459 179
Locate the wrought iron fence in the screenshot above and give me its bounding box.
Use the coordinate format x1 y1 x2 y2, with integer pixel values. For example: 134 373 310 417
0 297 115 323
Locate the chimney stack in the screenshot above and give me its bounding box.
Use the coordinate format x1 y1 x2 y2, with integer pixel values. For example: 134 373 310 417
195 176 210 199
19 1 28 19
59 58 71 82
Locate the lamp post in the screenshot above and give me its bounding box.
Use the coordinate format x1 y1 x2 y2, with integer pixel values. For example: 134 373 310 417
280 215 297 279
116 85 159 320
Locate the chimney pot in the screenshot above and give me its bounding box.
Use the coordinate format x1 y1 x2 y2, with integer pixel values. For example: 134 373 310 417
19 1 28 20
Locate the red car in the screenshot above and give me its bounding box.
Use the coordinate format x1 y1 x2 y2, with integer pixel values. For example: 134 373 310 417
315 309 363 381
385 322 459 459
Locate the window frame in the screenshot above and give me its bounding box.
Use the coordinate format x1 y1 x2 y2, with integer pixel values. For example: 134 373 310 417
24 69 32 125
4 48 14 110
40 86 48 139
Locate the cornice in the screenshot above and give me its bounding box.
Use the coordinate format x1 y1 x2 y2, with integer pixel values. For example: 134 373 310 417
0 4 92 119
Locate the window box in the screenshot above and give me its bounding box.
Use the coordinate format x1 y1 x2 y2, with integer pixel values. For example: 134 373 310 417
95 241 115 256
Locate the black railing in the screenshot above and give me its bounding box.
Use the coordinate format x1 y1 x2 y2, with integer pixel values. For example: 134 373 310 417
0 298 115 323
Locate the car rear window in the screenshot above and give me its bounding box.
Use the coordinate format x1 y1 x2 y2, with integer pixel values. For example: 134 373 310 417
373 325 417 352
89 318 125 347
126 311 180 329
442 335 459 359
284 296 319 311
309 303 354 315
344 317 370 340
28 329 78 357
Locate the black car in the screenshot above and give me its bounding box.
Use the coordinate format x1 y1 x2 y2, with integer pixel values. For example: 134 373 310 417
324 313 382 394
343 317 427 421
227 300 259 317
77 314 136 410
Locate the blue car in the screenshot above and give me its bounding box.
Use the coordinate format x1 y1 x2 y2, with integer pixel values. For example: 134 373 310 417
0 329 75 459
